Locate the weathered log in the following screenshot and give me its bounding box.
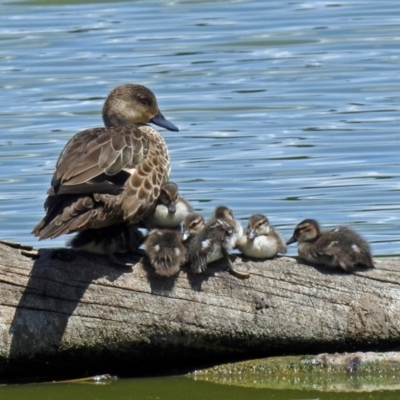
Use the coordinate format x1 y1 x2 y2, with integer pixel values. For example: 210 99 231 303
0 239 400 382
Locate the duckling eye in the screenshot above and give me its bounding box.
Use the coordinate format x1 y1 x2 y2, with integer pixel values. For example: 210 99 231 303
139 97 150 106
159 191 169 203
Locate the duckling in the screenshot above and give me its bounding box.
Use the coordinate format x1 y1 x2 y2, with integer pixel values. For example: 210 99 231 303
67 223 144 267
143 181 194 230
145 229 187 277
237 214 287 259
287 219 375 272
182 213 206 241
209 206 243 250
184 207 249 279
32 83 178 242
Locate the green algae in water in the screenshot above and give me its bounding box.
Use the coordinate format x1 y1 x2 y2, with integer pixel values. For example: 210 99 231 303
188 354 400 393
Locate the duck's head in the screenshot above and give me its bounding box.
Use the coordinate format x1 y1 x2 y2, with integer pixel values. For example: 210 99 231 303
158 181 179 214
287 219 320 245
212 206 234 221
102 83 179 131
182 213 205 241
246 214 270 240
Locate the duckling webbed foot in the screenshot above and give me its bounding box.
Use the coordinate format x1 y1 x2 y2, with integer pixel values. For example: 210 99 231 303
106 252 137 268
222 248 250 279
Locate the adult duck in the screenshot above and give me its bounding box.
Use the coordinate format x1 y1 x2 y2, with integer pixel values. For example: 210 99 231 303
32 83 178 239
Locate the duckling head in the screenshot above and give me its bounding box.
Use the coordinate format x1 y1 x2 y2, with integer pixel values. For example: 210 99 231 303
212 205 234 221
182 213 206 241
287 219 320 245
102 83 179 131
246 214 271 240
158 181 179 214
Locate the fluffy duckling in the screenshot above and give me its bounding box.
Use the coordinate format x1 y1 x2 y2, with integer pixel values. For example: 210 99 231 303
287 219 375 272
145 229 187 277
143 181 194 230
68 223 144 267
182 213 206 241
209 206 243 251
237 214 286 259
32 83 178 241
183 207 249 279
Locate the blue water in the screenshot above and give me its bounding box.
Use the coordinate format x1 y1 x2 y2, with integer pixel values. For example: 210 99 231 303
0 0 399 259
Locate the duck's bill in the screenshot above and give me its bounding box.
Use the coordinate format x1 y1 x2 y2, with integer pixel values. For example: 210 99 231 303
151 112 179 132
168 202 176 214
286 236 297 245
246 230 256 240
182 231 190 241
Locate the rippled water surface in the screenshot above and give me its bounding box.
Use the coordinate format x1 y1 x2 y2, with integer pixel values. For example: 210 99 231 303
0 0 399 257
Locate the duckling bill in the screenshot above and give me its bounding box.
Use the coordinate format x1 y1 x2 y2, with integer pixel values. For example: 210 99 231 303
287 219 375 272
32 83 178 242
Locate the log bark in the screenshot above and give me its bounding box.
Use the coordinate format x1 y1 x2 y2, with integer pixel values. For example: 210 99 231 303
1 239 400 382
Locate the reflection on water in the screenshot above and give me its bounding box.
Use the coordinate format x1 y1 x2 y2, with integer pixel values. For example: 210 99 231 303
1 376 400 400
0 0 399 260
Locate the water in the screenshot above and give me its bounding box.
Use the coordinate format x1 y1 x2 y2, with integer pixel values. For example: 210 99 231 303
1 376 400 400
0 0 399 395
0 0 399 257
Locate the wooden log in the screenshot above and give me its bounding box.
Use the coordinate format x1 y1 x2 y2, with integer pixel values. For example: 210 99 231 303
0 239 399 382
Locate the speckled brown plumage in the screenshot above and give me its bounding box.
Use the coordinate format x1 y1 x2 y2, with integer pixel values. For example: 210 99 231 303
287 219 375 272
32 83 178 240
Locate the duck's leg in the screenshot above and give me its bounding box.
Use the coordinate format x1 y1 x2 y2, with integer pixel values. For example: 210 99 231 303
132 248 147 257
221 248 250 279
106 251 137 268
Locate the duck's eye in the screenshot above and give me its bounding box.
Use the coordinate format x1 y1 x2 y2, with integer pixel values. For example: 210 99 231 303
139 97 150 106
159 192 169 203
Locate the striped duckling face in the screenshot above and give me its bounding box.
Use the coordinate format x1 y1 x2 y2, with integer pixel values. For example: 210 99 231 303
286 219 320 245
245 214 271 240
158 181 180 214
182 213 206 241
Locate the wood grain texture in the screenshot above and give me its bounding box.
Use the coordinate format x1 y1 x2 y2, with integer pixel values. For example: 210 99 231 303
0 240 399 381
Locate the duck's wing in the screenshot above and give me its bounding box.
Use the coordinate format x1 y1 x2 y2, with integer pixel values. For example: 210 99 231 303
52 126 147 194
316 235 355 271
33 126 150 239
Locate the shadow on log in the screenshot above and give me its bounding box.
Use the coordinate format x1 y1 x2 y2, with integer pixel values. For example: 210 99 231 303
0 240 399 383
